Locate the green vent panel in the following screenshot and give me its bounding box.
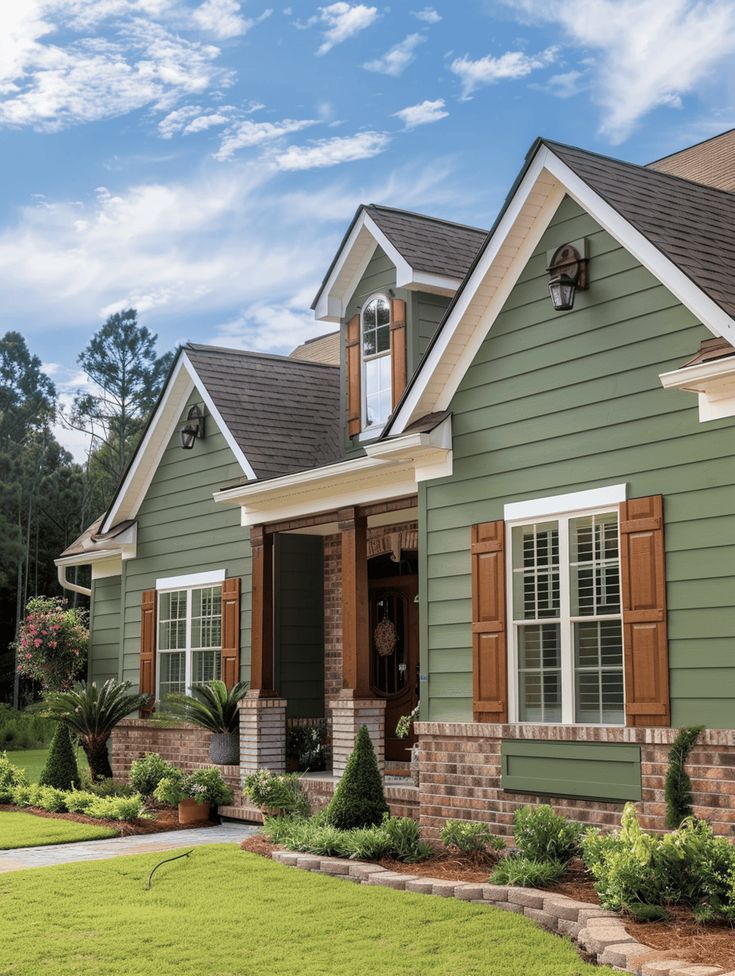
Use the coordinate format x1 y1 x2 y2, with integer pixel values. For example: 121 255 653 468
501 740 642 802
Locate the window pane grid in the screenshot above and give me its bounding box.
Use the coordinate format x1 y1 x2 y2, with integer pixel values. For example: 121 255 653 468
157 584 222 698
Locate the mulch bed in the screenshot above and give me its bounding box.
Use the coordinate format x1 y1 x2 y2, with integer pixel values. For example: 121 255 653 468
0 803 218 837
242 834 735 970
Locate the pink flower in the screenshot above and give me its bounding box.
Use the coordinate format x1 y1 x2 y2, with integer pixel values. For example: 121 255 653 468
48 640 57 649
33 638 42 648
29 626 37 635
41 629 47 635
52 625 61 632
25 652 32 660
20 639 27 648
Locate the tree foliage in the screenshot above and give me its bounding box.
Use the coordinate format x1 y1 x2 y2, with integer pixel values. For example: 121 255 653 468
39 724 80 791
665 726 704 828
325 724 388 829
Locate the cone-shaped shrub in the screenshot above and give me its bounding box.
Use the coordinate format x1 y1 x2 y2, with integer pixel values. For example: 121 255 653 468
325 724 388 829
39 724 80 790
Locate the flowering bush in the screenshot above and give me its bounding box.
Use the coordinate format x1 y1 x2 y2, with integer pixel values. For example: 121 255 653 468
153 766 233 807
14 596 88 691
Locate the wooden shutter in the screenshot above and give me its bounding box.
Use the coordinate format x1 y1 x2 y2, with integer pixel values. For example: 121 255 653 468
346 313 361 437
390 298 407 409
220 576 241 689
139 589 156 716
619 495 670 727
471 520 508 722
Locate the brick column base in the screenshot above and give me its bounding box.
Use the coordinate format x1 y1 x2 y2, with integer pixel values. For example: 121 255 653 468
239 697 287 783
330 698 386 777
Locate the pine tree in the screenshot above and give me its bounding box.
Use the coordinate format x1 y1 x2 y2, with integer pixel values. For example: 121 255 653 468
325 724 389 829
39 724 80 790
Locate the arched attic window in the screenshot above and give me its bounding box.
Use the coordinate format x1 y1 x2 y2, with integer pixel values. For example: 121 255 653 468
361 294 392 430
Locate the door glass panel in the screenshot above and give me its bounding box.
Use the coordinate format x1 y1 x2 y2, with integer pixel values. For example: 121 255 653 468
371 592 407 696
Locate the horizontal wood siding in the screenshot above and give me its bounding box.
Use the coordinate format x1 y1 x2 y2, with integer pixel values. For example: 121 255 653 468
89 575 122 684
422 196 735 726
121 389 252 689
412 292 451 368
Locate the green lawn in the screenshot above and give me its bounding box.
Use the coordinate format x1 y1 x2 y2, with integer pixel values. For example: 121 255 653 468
0 845 617 976
0 811 117 850
7 747 89 784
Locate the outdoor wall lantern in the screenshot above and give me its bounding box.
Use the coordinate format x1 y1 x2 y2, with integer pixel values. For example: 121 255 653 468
180 404 205 450
547 242 589 311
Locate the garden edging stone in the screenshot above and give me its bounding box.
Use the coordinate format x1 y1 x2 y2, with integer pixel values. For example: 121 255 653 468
269 849 728 976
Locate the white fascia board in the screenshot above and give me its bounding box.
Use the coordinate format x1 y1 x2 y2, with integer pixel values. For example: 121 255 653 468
659 357 735 392
365 415 452 461
362 213 413 286
55 550 123 568
156 568 225 591
504 483 627 522
91 557 123 580
409 272 462 296
101 353 255 534
389 144 735 434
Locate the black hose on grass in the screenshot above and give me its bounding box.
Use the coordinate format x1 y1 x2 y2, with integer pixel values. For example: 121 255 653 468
146 849 194 890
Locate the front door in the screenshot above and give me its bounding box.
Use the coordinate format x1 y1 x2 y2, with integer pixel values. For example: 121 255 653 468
368 575 419 763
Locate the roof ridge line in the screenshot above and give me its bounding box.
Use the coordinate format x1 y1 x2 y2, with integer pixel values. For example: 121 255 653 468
367 202 488 234
185 342 340 369
647 127 735 166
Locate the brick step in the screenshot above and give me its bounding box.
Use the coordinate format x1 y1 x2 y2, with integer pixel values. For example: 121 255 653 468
220 803 263 824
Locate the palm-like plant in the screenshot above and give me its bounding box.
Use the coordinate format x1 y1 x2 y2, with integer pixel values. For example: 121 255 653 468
42 679 151 779
160 680 249 733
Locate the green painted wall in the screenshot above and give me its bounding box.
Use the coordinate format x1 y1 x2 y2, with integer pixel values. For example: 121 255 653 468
274 534 325 718
422 195 735 727
501 741 642 802
411 291 451 364
89 575 122 684
120 388 252 689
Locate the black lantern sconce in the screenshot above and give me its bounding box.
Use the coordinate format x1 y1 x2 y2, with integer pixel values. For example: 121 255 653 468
180 404 205 450
547 242 589 311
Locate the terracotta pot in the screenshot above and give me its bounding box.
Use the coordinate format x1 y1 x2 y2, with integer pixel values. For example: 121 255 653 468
178 797 211 825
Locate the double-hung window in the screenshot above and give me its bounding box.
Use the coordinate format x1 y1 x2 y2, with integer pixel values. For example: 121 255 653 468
361 294 392 431
157 585 222 697
509 509 624 725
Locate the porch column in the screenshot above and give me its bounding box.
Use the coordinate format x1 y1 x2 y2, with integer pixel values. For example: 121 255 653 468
241 525 286 776
331 507 386 776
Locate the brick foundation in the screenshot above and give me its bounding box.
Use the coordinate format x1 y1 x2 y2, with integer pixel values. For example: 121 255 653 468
301 775 419 820
239 696 287 779
330 697 386 776
416 722 735 840
111 718 240 788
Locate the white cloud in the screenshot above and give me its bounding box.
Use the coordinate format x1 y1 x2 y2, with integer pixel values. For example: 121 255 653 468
158 104 202 137
503 0 735 142
545 70 584 99
273 131 390 170
211 299 326 353
315 2 379 55
363 33 425 77
412 6 441 23
192 0 272 39
184 111 231 133
215 117 319 160
393 98 448 129
450 46 557 98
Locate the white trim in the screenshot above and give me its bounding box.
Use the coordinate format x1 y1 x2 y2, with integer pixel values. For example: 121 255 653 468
363 213 412 285
156 569 225 591
387 142 735 434
660 357 735 422
504 484 627 523
101 352 256 534
360 292 393 433
57 564 92 598
410 271 463 295
156 580 223 698
91 558 123 580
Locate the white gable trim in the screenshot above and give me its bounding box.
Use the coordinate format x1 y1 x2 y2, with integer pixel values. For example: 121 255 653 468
388 144 735 434
101 352 256 534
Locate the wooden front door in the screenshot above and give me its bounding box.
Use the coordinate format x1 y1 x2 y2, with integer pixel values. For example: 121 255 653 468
368 574 419 763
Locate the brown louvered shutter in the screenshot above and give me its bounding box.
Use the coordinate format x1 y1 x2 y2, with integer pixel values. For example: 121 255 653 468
220 576 240 689
619 495 670 727
390 298 407 409
471 520 508 722
346 313 361 437
139 589 156 715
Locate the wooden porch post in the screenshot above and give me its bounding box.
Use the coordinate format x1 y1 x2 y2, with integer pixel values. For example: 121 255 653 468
338 507 370 697
249 525 275 696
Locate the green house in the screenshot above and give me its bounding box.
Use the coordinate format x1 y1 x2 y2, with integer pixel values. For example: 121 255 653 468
58 131 735 834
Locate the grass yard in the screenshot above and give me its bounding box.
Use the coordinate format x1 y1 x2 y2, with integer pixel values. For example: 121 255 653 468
7 747 89 784
0 845 617 976
0 811 117 849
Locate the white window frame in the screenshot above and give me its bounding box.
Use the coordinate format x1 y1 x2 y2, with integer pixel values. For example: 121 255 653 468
360 292 392 433
505 495 626 727
156 579 223 699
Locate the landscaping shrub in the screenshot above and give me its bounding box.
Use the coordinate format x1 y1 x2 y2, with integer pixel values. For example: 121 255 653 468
0 705 54 750
440 819 505 856
154 766 233 807
513 804 583 865
665 726 704 828
79 775 136 798
324 725 388 830
130 753 176 796
0 752 29 802
39 724 80 790
490 855 566 888
36 786 68 813
286 721 328 772
379 815 431 863
243 771 310 816
64 790 98 814
13 596 88 692
84 794 145 822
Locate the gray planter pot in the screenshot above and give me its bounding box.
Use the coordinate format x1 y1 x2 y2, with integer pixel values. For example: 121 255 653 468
209 732 239 765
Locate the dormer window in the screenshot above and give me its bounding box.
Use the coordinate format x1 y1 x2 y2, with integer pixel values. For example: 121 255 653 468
362 294 392 430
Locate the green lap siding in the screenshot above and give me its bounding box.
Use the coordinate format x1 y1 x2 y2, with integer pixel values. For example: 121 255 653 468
501 741 642 802
422 195 735 727
121 389 252 690
89 575 122 684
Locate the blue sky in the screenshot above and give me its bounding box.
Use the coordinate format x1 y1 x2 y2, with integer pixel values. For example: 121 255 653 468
4 0 735 456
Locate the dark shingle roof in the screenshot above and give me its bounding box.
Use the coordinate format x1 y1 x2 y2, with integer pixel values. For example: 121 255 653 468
364 205 487 280
648 129 735 192
185 343 341 481
545 140 735 320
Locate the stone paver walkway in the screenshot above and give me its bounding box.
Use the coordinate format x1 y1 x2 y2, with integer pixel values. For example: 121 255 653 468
0 822 257 873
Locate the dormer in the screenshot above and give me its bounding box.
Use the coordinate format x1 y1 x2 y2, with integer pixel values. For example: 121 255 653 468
312 204 486 443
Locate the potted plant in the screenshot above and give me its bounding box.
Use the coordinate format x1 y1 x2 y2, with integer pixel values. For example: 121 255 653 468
285 720 328 772
395 703 421 786
158 680 249 765
243 770 310 817
154 766 234 824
